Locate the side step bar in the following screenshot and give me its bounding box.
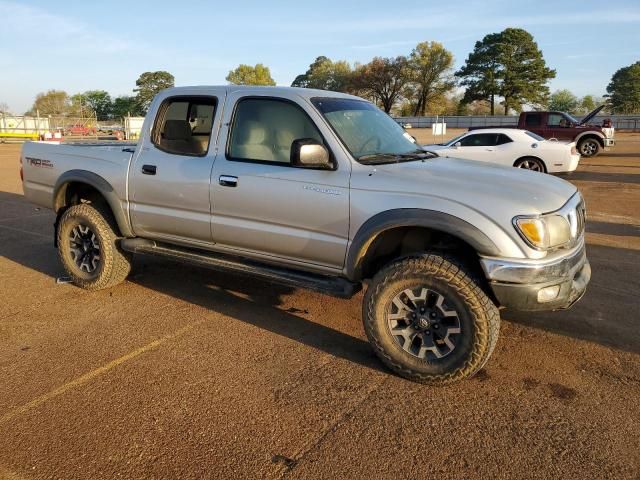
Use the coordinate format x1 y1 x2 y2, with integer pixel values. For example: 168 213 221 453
120 238 361 299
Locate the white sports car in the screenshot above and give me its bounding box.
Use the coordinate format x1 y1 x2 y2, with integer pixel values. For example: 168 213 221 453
423 128 580 173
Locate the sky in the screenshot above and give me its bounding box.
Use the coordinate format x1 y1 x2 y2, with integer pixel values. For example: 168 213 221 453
1 0 639 114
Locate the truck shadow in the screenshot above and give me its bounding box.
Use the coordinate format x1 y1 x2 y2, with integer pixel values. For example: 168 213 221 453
129 256 387 372
556 171 640 184
1 190 639 357
586 221 640 237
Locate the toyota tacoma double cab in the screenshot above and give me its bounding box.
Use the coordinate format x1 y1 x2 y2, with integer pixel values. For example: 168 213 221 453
20 86 591 384
470 105 615 157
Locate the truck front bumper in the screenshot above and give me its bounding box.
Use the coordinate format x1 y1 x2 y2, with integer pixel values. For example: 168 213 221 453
604 138 615 149
480 243 591 311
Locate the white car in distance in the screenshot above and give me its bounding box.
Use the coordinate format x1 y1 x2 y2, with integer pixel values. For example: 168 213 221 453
423 128 580 173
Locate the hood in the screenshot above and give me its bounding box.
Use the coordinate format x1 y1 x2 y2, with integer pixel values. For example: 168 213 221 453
354 157 577 216
579 104 605 125
421 144 448 151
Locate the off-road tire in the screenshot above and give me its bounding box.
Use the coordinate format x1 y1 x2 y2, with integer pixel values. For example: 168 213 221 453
57 203 131 290
577 138 600 157
363 254 500 385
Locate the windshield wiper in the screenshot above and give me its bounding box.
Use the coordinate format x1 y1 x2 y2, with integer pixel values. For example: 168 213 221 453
358 150 436 165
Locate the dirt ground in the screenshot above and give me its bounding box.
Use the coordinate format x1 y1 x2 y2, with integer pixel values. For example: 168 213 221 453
0 133 639 479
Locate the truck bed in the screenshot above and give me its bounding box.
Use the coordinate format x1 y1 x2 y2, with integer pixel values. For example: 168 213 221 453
21 141 137 210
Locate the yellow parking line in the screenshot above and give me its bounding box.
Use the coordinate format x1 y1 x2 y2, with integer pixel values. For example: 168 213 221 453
0 319 205 425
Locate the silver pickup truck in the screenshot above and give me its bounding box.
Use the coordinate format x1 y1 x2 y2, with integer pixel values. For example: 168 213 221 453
21 86 591 384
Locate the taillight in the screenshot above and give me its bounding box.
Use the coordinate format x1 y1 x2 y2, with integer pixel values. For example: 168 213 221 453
571 145 577 155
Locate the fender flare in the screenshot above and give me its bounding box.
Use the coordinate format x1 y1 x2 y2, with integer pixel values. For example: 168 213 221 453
574 131 605 146
345 209 500 281
53 170 134 237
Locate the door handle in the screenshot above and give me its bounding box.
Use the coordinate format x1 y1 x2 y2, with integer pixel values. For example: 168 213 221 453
219 175 238 187
141 164 157 175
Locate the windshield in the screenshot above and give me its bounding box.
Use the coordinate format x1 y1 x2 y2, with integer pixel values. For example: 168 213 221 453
524 130 545 141
565 113 579 124
445 133 467 146
311 97 433 164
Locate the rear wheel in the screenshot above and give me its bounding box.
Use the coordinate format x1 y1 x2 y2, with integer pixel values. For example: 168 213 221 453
363 254 500 385
578 138 600 157
514 157 545 172
57 203 131 290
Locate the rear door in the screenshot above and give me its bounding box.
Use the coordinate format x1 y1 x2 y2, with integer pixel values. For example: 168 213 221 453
523 112 544 137
129 91 224 244
209 91 351 270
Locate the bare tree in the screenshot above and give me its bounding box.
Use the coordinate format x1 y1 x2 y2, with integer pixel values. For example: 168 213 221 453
351 56 409 113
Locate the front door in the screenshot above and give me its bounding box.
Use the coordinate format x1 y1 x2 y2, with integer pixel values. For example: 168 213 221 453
210 91 351 270
448 132 500 163
130 92 223 244
545 112 574 141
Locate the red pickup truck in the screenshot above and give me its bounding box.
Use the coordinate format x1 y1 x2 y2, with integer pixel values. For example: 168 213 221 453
471 106 615 157
65 124 97 136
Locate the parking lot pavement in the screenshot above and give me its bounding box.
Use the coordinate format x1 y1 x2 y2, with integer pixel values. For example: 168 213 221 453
0 137 639 479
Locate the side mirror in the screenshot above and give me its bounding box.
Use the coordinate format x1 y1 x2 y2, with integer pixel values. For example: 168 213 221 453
291 138 332 169
453 142 462 149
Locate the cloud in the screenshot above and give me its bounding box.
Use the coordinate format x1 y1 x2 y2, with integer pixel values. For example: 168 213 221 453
0 1 136 55
232 6 640 36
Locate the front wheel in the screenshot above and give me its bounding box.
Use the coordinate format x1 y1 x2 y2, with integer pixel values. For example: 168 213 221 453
578 138 600 157
363 254 500 385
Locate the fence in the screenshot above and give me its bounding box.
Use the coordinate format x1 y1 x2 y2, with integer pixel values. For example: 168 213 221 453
0 115 50 139
394 115 640 131
124 116 145 140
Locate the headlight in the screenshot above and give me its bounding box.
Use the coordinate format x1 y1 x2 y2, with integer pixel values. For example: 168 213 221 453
514 214 571 250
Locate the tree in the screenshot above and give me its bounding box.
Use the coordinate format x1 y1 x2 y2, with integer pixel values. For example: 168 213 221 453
496 28 555 114
406 41 455 116
111 96 144 118
226 63 276 86
69 93 96 118
28 90 70 116
134 71 175 113
461 100 493 115
606 61 640 114
81 90 112 120
0 102 9 115
456 33 501 114
291 56 353 92
548 89 579 113
580 95 596 113
292 56 330 88
351 56 408 113
456 28 555 114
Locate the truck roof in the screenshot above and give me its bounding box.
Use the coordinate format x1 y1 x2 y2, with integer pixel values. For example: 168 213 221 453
161 85 364 101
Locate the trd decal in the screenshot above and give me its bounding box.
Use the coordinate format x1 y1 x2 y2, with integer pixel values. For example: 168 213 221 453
26 157 53 168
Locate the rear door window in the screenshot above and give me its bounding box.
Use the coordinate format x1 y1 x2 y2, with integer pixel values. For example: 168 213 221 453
496 134 513 145
459 133 497 147
525 114 542 127
152 96 217 156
